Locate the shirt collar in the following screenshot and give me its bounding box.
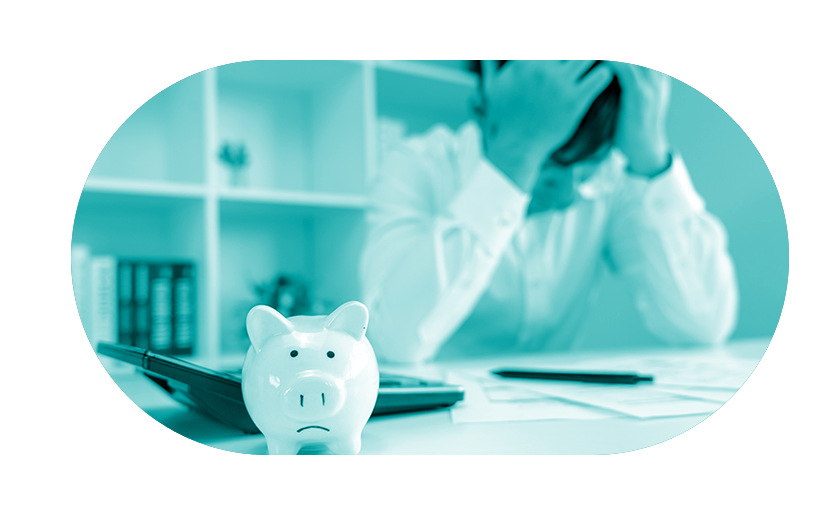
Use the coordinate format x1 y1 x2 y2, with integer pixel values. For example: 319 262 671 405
576 149 625 201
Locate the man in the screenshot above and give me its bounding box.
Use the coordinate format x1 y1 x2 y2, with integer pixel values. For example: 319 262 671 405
360 60 738 364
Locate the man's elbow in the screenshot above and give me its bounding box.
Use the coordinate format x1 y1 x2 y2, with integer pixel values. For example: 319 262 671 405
697 273 739 346
685 314 735 347
672 288 739 347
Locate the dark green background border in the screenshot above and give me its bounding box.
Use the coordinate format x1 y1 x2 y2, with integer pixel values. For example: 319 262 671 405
0 1 838 514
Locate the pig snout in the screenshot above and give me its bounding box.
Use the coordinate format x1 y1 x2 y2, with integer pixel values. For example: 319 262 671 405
282 373 346 422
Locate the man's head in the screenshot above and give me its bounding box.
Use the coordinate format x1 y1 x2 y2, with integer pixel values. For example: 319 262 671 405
467 60 622 167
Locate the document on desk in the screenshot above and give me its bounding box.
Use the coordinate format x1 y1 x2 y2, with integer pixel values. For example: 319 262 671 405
446 371 615 424
445 349 762 421
652 385 736 403
450 369 725 420
616 354 762 390
483 377 726 419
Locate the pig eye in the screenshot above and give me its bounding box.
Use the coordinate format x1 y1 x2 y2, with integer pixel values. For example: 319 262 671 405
326 351 335 358
290 350 298 358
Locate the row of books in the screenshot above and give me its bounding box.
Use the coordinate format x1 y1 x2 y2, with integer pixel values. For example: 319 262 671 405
72 244 196 355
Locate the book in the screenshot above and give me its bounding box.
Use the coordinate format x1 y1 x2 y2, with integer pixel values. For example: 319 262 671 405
133 262 151 349
89 255 118 348
172 263 196 355
149 263 174 353
71 244 92 340
73 252 197 355
118 260 134 346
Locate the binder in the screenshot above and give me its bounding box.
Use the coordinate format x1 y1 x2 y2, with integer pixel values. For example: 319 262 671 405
172 263 196 355
149 263 174 353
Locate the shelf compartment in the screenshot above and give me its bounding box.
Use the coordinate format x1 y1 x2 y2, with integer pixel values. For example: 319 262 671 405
72 191 210 357
88 71 207 185
72 191 206 262
215 60 368 196
216 201 366 355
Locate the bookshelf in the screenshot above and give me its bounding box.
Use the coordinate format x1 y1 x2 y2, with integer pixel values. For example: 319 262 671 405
72 60 476 364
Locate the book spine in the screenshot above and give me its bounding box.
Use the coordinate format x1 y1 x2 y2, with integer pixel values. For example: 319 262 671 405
171 262 196 355
117 260 134 346
133 262 150 349
71 244 92 340
89 255 118 347
149 263 174 353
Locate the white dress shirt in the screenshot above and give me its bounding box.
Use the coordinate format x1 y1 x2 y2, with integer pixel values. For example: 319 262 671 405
361 121 738 363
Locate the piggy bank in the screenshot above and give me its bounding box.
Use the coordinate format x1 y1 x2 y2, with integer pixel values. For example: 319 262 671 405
242 301 379 455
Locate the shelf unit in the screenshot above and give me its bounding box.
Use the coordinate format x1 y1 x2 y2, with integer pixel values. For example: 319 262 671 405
72 60 476 362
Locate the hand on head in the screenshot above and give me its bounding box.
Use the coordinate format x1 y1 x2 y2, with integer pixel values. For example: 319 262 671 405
478 60 613 192
604 62 672 177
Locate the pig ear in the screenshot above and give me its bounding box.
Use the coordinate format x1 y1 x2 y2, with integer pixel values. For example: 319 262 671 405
246 305 294 352
325 301 369 341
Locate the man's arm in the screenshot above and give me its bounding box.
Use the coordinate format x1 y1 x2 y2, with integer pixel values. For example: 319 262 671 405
360 132 529 363
601 62 737 345
362 61 616 363
606 157 739 346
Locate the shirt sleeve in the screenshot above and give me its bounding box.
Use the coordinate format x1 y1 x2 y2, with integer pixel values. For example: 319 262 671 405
605 155 739 346
360 138 530 363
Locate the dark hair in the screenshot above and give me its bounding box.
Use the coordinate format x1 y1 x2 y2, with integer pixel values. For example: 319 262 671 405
467 60 621 166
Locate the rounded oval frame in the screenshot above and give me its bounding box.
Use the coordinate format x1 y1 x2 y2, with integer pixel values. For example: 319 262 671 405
71 59 788 455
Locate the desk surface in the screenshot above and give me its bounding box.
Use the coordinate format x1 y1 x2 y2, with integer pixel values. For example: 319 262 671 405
107 339 770 455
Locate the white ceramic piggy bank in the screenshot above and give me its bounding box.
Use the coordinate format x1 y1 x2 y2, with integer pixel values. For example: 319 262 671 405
242 301 379 455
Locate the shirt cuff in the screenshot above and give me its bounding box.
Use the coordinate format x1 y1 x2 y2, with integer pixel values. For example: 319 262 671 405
448 157 531 250
624 154 706 221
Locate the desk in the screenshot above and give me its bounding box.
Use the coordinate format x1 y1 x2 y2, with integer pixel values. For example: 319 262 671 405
107 339 770 455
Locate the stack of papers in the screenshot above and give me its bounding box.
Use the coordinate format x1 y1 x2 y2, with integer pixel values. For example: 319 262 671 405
446 350 765 424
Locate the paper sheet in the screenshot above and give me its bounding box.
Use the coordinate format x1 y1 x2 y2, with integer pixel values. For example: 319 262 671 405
551 354 762 390
442 345 764 423
654 385 736 403
481 376 725 418
446 371 615 424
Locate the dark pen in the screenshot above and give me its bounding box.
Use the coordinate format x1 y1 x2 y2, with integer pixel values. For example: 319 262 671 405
491 369 654 385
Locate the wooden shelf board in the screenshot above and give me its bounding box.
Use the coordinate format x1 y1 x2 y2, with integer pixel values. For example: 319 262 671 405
218 187 369 209
83 177 207 198
375 60 476 87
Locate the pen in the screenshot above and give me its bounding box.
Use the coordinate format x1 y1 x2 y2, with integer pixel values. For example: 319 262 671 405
491 369 654 385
